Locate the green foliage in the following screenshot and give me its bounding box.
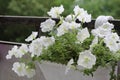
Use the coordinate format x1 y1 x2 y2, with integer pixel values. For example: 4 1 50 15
38 30 94 65
0 0 120 42
0 0 12 15
8 0 48 16
8 0 74 16
74 0 120 18
7 0 120 18
40 31 80 65
83 39 119 80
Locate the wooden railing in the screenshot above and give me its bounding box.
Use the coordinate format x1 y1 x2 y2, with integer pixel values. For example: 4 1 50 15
0 15 120 80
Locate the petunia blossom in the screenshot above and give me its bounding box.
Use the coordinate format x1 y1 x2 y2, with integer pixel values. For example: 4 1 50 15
40 18 56 32
40 36 55 49
73 5 91 23
6 46 18 59
77 50 96 69
77 28 90 43
57 21 70 36
25 32 38 42
29 38 43 57
47 5 64 18
12 62 26 77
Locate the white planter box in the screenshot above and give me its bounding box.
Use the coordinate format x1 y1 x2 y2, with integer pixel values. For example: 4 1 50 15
38 61 117 80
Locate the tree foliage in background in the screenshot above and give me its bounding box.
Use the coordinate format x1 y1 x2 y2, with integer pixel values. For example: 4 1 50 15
0 0 12 15
7 0 120 18
74 0 120 19
0 0 120 42
8 0 74 17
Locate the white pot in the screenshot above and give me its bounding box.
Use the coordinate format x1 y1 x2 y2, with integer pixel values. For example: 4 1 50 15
38 61 117 80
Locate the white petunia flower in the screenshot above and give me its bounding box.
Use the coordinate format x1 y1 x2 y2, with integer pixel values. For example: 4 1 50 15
57 21 70 36
6 46 18 59
25 32 38 42
69 21 81 30
77 50 96 69
6 44 29 59
40 19 56 32
77 28 90 43
16 44 29 58
73 5 85 16
12 62 36 78
47 5 64 18
65 15 75 22
92 22 114 38
91 27 111 38
29 38 43 57
95 16 114 28
73 5 91 23
77 11 91 23
99 22 114 30
12 62 26 77
65 58 74 75
19 44 29 53
108 33 119 42
104 39 119 52
104 33 120 52
40 36 55 49
25 66 36 78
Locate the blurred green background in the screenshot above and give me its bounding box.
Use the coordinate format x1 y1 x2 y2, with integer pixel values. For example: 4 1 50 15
0 0 120 43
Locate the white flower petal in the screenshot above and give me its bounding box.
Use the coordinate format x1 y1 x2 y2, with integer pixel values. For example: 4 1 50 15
6 46 18 59
77 28 90 43
12 62 26 77
73 5 85 16
65 15 75 22
40 36 55 48
47 5 64 18
25 32 38 42
104 33 120 52
69 21 81 30
15 44 29 58
95 16 114 28
77 12 91 23
40 19 56 32
29 38 43 57
77 50 96 69
91 27 111 38
57 21 70 36
73 5 91 23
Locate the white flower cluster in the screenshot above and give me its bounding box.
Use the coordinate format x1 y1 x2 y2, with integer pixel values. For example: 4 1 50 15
46 5 95 74
6 31 55 78
92 21 120 52
6 5 120 78
29 36 55 57
57 21 81 36
6 44 28 59
12 62 35 78
6 5 94 77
